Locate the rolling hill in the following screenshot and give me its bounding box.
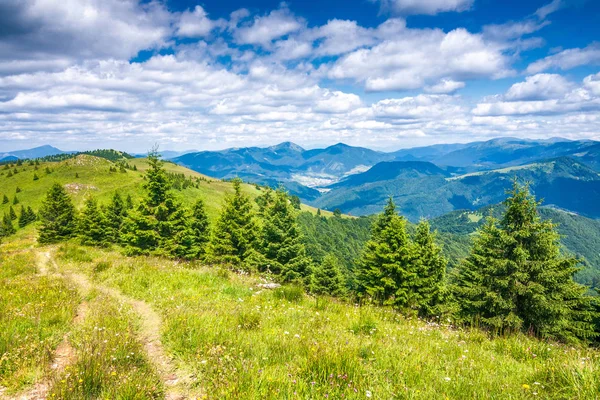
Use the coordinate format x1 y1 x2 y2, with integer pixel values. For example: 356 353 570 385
0 145 71 162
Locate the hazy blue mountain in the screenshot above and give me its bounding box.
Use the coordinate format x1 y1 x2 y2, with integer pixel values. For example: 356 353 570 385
314 157 600 220
0 145 70 160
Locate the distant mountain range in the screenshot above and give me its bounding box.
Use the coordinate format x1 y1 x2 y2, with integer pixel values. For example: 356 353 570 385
0 145 73 162
8 137 600 220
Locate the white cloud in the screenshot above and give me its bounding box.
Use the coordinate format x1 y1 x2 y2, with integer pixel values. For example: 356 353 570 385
473 73 600 116
371 95 464 119
425 79 465 94
527 43 600 74
583 72 600 96
535 0 564 20
314 91 362 113
377 0 473 16
176 6 223 38
234 7 304 46
505 73 573 100
330 27 511 91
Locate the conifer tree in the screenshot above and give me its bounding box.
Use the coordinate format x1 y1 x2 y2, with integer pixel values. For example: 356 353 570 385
12 195 18 205
208 178 258 266
413 220 447 317
38 183 77 244
125 194 134 209
310 254 346 297
26 206 36 223
189 198 210 258
2 194 8 204
9 206 16 221
356 198 417 308
15 187 21 193
78 197 109 246
105 192 127 242
33 173 39 181
257 187 312 282
453 181 597 343
6 170 12 178
121 150 191 257
0 213 16 237
18 205 28 228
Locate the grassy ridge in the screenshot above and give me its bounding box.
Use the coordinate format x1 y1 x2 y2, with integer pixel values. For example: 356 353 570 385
0 155 327 222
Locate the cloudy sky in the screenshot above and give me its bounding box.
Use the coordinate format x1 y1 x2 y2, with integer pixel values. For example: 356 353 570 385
0 0 599 152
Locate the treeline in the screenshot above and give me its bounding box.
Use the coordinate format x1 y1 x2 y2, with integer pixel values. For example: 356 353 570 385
32 152 600 344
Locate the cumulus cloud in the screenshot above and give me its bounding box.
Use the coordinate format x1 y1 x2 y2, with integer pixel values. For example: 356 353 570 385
504 73 573 100
330 27 511 91
473 73 600 116
176 6 224 38
425 79 465 94
0 0 173 71
234 7 304 46
527 43 600 74
376 0 473 16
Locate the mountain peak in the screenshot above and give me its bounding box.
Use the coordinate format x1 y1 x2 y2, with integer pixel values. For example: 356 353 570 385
268 142 305 153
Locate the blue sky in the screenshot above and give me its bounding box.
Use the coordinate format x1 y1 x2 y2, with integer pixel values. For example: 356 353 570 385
0 0 599 152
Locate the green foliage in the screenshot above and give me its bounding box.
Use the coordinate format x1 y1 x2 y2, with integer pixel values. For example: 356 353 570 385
0 213 16 237
356 198 416 308
78 197 110 246
2 194 8 204
17 206 36 228
273 285 304 302
32 173 39 181
256 188 312 283
412 220 447 317
208 178 259 266
453 181 597 343
12 195 18 205
38 183 77 244
104 192 127 242
122 150 192 258
310 254 346 297
188 198 210 258
8 206 16 221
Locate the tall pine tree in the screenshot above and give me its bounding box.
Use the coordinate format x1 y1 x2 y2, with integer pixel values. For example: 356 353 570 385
105 192 127 242
453 181 597 343
257 188 312 283
413 220 447 317
356 198 417 308
121 150 191 257
208 178 258 266
38 183 77 243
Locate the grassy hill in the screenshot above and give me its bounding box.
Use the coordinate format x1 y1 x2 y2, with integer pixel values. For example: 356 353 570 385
0 154 326 221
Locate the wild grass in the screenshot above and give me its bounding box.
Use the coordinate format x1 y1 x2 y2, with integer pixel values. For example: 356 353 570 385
47 290 164 399
62 244 600 399
0 250 78 392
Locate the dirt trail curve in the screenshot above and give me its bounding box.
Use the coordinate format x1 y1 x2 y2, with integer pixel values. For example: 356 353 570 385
5 250 189 400
51 251 189 400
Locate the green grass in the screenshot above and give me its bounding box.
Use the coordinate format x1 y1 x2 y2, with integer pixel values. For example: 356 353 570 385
0 250 79 392
53 243 600 399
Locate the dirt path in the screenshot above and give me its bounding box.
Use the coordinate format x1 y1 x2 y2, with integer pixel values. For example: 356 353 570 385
50 252 189 400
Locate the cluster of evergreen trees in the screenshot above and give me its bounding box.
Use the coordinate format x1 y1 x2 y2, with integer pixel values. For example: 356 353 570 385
33 151 599 343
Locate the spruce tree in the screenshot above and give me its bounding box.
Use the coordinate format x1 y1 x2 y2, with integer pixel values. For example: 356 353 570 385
2 194 8 204
18 205 28 228
413 220 447 317
78 197 109 246
257 188 312 282
38 183 77 244
189 198 210 258
33 173 39 181
208 178 258 266
356 198 417 308
453 181 597 343
0 213 16 237
121 150 191 257
310 254 346 297
105 192 127 242
26 206 36 223
9 206 16 221
12 195 18 205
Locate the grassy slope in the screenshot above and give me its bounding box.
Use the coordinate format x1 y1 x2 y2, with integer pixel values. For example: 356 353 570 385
0 155 327 221
39 241 600 398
